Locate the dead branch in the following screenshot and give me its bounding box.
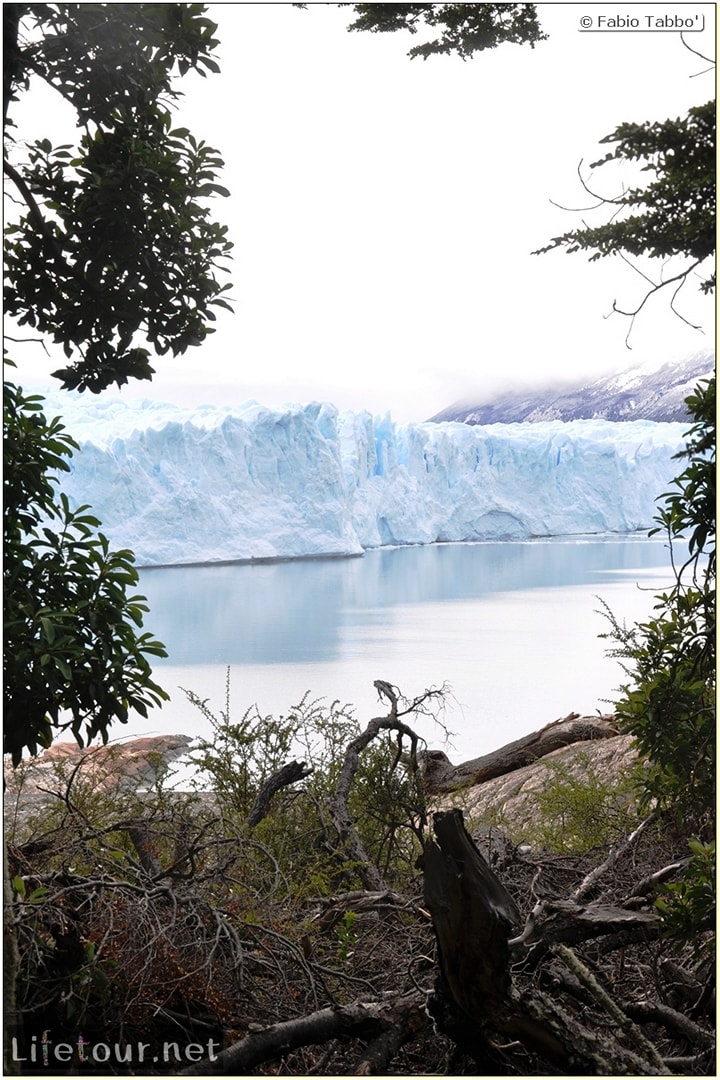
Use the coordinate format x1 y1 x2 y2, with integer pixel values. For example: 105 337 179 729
552 943 666 1072
126 821 163 877
419 713 618 794
352 995 429 1074
245 760 313 828
310 889 430 932
623 858 690 905
325 683 426 891
680 30 715 65
179 993 425 1076
569 810 659 903
623 999 715 1049
610 257 705 345
509 897 660 949
658 956 707 1011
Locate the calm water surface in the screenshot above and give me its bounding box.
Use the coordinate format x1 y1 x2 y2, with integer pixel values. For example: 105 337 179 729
132 537 679 762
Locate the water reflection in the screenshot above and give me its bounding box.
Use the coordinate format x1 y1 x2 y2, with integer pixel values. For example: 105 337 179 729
138 538 675 667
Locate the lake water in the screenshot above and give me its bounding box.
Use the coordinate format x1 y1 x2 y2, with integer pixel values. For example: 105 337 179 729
130 536 679 764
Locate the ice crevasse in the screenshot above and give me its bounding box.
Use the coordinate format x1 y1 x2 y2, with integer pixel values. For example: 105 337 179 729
45 394 689 567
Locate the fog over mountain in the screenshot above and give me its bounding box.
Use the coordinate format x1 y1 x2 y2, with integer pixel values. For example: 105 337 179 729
429 353 714 425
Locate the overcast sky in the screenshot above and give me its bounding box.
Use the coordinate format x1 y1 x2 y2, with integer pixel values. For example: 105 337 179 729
9 2 716 422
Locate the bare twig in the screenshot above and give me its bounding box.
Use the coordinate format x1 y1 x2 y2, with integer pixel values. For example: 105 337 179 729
569 811 659 903
680 30 715 67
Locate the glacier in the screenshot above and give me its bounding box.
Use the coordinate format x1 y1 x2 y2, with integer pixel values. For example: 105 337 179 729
37 393 689 567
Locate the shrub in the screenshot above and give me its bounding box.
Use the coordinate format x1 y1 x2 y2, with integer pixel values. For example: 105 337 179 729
655 838 716 964
187 673 429 907
529 750 641 853
599 378 715 833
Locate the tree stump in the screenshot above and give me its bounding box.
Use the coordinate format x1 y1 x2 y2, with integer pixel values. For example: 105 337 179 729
423 809 569 1068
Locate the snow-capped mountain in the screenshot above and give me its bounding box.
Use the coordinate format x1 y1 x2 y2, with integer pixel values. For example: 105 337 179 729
429 353 715 425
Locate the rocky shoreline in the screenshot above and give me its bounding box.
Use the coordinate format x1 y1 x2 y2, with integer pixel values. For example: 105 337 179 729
5 723 638 845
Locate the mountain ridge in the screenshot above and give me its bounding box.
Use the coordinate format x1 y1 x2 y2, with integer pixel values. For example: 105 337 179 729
429 353 715 425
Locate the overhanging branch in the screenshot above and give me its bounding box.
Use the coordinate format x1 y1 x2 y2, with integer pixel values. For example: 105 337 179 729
3 156 101 300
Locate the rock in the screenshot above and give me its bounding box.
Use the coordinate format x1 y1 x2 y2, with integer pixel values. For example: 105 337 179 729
4 734 195 829
441 734 638 838
418 714 620 794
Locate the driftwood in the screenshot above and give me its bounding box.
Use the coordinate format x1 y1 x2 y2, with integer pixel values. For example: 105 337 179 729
418 712 619 793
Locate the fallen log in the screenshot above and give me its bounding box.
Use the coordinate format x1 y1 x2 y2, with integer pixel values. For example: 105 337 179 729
509 898 660 949
418 712 619 793
179 993 427 1075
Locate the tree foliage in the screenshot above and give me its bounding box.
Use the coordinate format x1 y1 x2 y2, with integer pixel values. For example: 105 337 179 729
343 3 546 60
520 33 716 840
3 4 231 761
535 100 715 323
342 5 713 332
512 17 716 951
599 378 716 831
3 380 169 764
4 3 233 392
653 376 716 579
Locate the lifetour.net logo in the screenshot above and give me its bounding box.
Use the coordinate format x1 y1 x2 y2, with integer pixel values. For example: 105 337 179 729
11 1031 220 1068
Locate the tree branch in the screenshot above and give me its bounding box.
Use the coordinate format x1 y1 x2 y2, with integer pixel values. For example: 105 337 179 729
610 257 704 327
245 760 313 829
3 4 22 128
3 157 55 241
679 30 715 67
570 811 659 903
325 682 426 892
552 944 667 1073
179 994 424 1076
623 999 715 1049
3 156 101 300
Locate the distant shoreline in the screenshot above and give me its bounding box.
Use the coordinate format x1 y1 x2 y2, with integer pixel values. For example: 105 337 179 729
136 530 666 572
138 549 365 572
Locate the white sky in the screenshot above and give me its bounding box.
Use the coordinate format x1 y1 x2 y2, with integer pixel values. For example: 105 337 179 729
6 2 717 423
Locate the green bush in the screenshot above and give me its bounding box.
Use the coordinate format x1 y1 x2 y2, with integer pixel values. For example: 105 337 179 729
655 838 716 964
186 673 428 909
465 747 641 855
530 750 640 854
600 378 715 833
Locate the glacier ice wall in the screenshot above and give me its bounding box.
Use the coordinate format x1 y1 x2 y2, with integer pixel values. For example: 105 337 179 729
42 394 689 566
